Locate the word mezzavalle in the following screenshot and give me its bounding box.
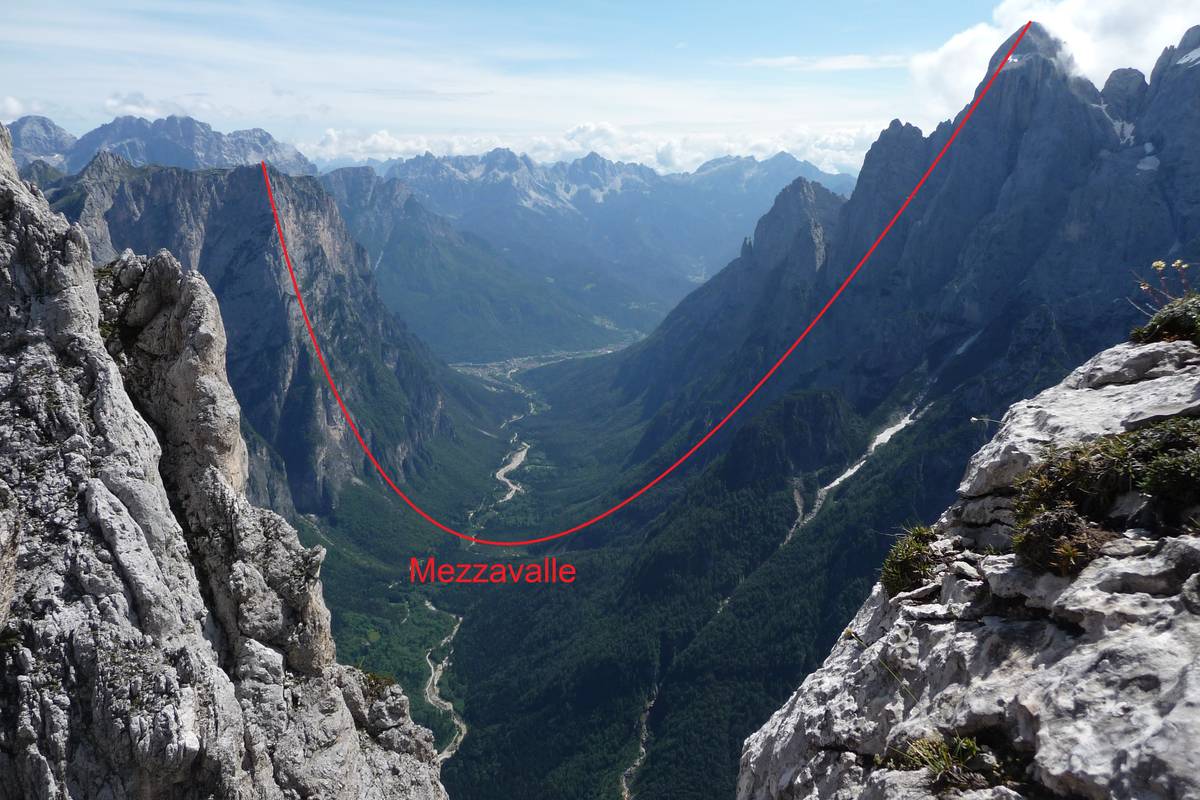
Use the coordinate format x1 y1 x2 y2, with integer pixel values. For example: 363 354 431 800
409 556 577 584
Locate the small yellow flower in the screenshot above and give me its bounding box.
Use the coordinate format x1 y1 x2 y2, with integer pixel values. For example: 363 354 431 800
1152 260 1167 272
1139 282 1151 292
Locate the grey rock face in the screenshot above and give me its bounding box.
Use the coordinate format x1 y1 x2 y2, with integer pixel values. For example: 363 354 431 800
0 125 444 798
737 339 1200 800
65 115 316 175
959 340 1200 496
1101 68 1148 121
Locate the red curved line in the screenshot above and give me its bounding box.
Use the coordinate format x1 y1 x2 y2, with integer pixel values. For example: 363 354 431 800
261 21 1030 547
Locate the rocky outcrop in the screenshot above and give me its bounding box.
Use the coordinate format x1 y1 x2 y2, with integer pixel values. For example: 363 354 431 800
0 122 444 798
737 339 1200 800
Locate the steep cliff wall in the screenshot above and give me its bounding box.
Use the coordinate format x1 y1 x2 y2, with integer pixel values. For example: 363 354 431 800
738 339 1200 799
0 123 445 798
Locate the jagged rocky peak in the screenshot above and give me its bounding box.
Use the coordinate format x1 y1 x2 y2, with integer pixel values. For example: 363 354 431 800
961 23 1107 118
988 20 1067 74
1152 24 1200 81
737 339 1200 799
745 176 841 277
0 125 445 798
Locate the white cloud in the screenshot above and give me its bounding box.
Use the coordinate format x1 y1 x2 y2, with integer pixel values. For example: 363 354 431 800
302 122 875 175
910 24 1007 121
1 96 24 120
910 0 1200 123
738 53 908 71
104 91 175 118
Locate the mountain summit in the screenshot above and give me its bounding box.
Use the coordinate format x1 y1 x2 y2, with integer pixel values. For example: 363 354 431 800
7 115 77 168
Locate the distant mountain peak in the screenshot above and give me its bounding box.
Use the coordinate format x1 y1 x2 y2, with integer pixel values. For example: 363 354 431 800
8 115 77 169
694 154 746 173
63 114 316 175
1178 24 1200 55
578 150 607 167
764 151 800 166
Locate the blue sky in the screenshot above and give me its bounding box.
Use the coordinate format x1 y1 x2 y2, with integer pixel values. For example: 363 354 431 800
2 0 1197 172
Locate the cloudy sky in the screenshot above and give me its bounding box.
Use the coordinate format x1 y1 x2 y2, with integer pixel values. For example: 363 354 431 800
1 0 1197 173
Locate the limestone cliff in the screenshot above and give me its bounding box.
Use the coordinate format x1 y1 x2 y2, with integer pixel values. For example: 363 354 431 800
0 122 445 797
737 339 1200 799
39 152 456 517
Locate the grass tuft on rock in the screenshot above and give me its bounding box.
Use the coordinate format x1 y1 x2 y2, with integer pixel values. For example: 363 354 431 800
890 735 985 790
361 670 397 702
881 524 938 597
1131 292 1200 346
1012 505 1113 576
1011 418 1200 574
1015 418 1200 523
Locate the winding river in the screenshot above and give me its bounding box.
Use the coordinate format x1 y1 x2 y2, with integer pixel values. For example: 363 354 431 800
422 600 467 763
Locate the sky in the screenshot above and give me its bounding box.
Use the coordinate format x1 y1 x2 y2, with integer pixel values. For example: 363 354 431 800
1 0 1197 174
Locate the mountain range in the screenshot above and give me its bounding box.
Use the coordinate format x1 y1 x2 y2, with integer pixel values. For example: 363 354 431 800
384 149 854 330
39 152 516 520
318 166 619 361
12 112 847 360
9 113 317 175
435 22 1200 800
